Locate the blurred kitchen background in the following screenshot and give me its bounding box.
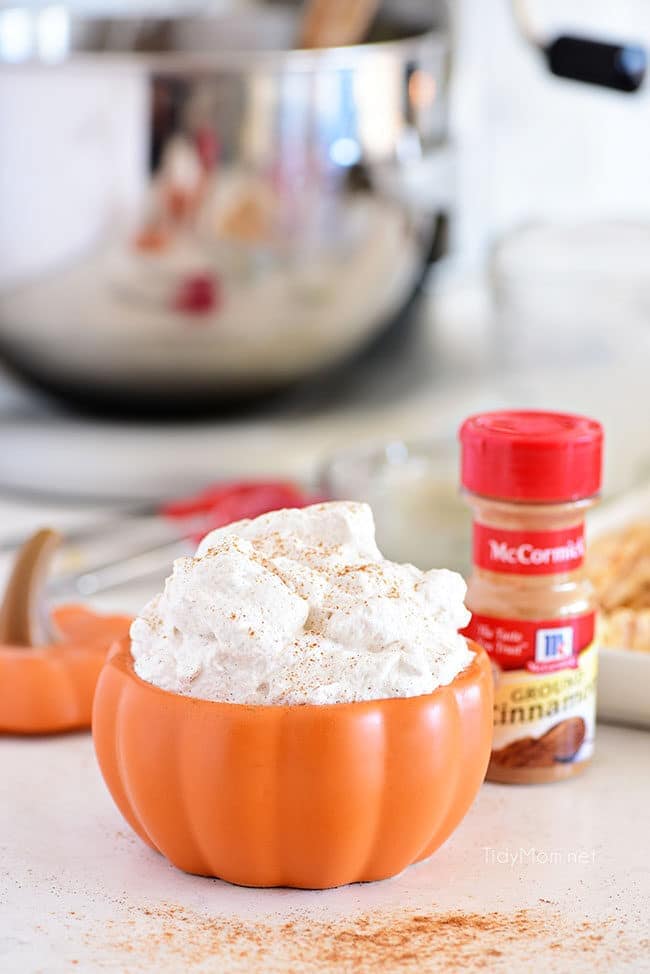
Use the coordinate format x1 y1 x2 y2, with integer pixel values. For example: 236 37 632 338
1 0 650 613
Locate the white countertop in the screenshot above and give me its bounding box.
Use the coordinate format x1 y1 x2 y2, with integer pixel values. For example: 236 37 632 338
2 723 648 973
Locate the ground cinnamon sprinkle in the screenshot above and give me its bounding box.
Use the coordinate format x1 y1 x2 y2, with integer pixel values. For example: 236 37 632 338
82 902 645 973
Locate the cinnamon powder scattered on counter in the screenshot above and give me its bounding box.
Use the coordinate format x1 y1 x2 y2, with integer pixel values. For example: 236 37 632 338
82 902 646 973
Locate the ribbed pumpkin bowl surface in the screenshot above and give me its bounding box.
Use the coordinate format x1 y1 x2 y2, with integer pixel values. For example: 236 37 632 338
92 639 492 889
0 606 131 735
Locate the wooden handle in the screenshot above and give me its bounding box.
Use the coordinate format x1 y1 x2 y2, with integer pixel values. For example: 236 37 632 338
0 529 63 647
298 0 381 49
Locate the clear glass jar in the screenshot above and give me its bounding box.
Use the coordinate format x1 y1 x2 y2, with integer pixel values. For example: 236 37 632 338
465 497 596 623
322 436 470 574
460 410 603 785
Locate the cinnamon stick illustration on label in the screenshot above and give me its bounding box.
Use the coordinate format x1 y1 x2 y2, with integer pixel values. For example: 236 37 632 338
491 718 586 769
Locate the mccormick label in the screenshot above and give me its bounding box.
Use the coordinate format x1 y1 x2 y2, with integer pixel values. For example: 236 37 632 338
463 611 597 771
473 523 585 575
466 612 595 673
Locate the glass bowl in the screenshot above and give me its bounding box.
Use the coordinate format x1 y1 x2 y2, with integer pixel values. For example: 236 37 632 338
322 436 470 576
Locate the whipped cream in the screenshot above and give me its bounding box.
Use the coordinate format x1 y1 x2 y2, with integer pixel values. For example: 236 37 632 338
130 502 473 705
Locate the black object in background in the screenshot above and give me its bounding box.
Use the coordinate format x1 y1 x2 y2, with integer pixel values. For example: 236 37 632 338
545 35 646 92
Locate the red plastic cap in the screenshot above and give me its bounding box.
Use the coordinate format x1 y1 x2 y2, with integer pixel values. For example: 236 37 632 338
460 411 603 502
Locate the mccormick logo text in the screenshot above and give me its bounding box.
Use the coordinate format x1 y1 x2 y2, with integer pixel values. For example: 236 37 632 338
534 625 574 663
487 537 585 568
473 524 586 575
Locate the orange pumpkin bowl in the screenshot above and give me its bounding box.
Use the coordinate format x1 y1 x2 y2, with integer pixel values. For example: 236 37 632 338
0 606 132 735
92 639 493 889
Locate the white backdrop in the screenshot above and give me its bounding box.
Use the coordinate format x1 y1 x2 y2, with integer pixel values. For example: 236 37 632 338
451 0 650 265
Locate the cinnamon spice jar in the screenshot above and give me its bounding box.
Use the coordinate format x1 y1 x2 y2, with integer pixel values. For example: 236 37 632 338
460 411 603 784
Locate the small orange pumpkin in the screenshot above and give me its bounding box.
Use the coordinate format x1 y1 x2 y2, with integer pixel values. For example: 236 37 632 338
93 639 493 889
0 530 131 735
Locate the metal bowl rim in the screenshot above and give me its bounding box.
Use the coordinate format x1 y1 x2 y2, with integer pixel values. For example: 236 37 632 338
0 5 447 75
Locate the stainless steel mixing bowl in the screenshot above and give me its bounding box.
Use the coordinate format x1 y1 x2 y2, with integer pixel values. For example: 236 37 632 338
0 1 450 411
